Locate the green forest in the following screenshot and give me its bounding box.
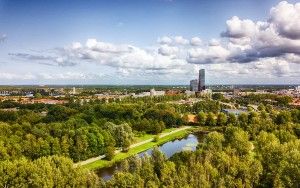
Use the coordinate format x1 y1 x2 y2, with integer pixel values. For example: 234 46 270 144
0 95 299 187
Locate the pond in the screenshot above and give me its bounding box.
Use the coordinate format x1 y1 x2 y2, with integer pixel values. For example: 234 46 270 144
96 133 205 180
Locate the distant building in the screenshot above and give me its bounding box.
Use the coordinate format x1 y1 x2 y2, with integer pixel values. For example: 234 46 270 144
72 87 76 95
136 88 165 98
198 69 205 91
0 91 10 96
26 93 34 98
185 90 195 96
296 86 300 92
150 88 156 96
190 79 198 91
233 89 240 96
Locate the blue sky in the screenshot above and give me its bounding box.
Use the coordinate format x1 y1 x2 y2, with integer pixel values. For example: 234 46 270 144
0 0 300 85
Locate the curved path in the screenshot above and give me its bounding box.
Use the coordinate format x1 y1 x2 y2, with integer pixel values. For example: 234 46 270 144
75 126 191 167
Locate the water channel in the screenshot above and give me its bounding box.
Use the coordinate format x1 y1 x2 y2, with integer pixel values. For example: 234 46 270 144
97 132 206 180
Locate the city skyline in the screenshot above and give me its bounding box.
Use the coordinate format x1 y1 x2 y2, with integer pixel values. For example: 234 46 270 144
0 0 300 85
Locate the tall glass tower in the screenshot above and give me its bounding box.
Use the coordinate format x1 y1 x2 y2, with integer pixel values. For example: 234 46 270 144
198 69 205 91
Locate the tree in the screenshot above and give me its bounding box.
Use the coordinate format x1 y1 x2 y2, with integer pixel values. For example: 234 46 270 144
238 113 248 128
0 156 99 187
34 93 42 99
216 112 227 126
206 112 216 126
227 113 237 126
122 138 131 152
212 93 224 101
258 104 266 111
160 161 177 187
105 145 115 160
197 112 207 126
290 109 299 123
151 147 166 178
224 127 252 156
153 135 160 142
202 131 225 151
275 111 292 125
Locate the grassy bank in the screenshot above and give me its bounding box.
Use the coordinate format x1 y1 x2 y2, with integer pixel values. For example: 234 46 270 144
133 127 177 143
83 127 192 170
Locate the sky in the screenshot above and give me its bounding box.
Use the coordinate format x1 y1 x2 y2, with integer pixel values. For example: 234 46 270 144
0 0 300 85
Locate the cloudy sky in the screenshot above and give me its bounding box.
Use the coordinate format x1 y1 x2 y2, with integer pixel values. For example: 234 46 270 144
0 0 300 85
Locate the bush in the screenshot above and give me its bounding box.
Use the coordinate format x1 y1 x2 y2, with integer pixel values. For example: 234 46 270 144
122 139 131 153
153 135 160 142
105 146 115 160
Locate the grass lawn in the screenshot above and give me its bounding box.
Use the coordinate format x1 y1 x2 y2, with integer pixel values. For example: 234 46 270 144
133 134 153 143
162 127 176 133
133 127 177 143
83 127 191 170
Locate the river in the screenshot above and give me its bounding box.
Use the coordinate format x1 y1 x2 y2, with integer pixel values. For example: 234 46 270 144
96 133 205 180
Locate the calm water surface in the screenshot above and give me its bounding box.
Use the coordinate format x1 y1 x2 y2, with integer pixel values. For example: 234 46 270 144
97 133 204 180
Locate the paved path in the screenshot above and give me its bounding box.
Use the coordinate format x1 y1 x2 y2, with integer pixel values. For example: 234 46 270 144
75 126 190 167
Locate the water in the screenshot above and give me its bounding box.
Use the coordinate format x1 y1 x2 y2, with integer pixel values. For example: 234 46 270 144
97 133 204 180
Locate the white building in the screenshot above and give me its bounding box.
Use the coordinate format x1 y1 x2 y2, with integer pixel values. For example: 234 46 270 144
135 89 165 98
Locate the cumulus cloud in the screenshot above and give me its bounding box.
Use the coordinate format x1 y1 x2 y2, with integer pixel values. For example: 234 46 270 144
217 1 300 64
270 1 300 39
38 72 103 80
7 1 300 81
158 45 179 56
221 16 257 38
158 36 173 45
0 72 35 80
158 36 189 45
190 37 202 46
9 52 77 66
10 38 189 77
187 45 230 64
174 36 189 45
0 72 104 81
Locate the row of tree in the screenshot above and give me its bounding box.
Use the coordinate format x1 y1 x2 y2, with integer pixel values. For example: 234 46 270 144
0 120 134 162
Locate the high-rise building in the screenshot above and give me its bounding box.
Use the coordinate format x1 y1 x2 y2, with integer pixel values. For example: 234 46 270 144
198 69 205 91
190 79 198 91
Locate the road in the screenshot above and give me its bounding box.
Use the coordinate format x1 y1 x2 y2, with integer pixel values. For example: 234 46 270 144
75 126 191 167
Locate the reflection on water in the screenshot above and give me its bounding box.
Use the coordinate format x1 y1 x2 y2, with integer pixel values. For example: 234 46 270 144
97 133 204 180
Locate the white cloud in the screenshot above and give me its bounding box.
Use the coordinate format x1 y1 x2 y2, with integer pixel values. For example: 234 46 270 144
270 1 300 39
190 37 202 46
219 1 300 63
157 36 173 45
174 36 189 45
0 72 36 80
0 72 104 81
158 45 179 56
187 44 230 64
7 1 300 82
221 16 258 38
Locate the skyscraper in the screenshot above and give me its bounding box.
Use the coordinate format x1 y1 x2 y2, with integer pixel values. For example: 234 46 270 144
190 79 198 91
198 69 205 91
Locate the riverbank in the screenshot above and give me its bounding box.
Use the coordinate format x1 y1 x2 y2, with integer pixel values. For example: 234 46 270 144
82 126 192 170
